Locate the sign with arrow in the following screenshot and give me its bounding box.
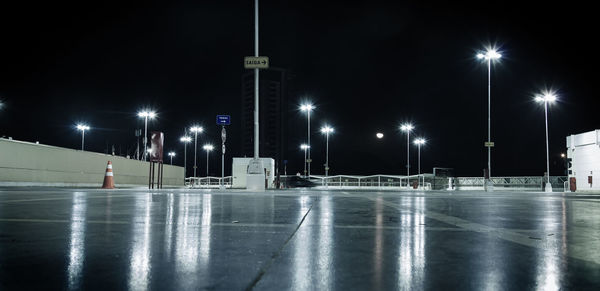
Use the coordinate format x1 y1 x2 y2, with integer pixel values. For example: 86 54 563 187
244 56 269 69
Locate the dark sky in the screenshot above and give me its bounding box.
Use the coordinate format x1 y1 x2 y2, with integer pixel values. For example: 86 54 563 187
0 1 597 177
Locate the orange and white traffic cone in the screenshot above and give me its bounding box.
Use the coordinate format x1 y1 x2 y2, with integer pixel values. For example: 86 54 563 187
101 161 115 189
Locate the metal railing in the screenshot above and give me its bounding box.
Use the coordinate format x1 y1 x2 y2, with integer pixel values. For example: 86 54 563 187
454 176 568 191
185 176 232 188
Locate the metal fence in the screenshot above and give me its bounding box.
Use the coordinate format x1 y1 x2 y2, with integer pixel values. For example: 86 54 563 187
183 174 568 191
185 176 232 188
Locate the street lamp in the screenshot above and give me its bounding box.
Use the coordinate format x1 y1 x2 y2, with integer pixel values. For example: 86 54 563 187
203 144 214 176
76 124 90 151
400 123 414 182
477 47 501 192
180 136 192 180
535 91 557 192
320 125 334 185
168 151 176 165
414 138 426 187
300 103 315 178
190 126 203 178
137 110 156 161
300 144 310 177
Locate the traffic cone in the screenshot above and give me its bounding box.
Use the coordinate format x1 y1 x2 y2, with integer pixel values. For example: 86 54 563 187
102 161 115 189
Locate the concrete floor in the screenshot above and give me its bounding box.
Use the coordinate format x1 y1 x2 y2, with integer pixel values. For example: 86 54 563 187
0 188 599 290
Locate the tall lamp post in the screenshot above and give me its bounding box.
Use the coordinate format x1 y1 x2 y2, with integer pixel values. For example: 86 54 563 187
190 126 203 178
300 144 310 177
76 124 90 151
414 138 426 187
477 48 501 192
535 92 557 193
180 136 192 181
400 123 414 187
138 110 156 161
203 144 214 176
320 125 334 186
300 104 315 178
168 151 175 165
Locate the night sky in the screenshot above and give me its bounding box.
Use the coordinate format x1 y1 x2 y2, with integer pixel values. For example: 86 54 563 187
0 1 597 177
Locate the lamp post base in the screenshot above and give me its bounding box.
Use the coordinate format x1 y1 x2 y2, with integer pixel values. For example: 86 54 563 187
485 179 494 192
545 183 553 193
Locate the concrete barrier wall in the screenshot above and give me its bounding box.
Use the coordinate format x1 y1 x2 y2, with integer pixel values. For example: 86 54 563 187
0 138 184 187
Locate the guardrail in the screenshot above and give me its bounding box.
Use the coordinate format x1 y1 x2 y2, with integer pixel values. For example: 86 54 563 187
182 174 568 192
185 176 232 188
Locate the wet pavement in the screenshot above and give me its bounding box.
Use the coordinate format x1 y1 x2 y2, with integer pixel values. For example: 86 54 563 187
1 187 599 290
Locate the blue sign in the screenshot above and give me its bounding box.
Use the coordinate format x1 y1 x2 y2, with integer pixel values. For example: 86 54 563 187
216 115 231 125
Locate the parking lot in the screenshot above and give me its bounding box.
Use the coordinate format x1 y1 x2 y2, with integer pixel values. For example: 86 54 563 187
1 187 599 290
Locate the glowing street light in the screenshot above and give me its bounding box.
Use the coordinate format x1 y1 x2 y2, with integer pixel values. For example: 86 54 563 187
320 125 334 185
190 126 203 178
376 133 384 139
476 47 502 192
76 124 90 151
168 151 176 165
180 136 192 180
534 91 557 192
414 138 426 186
400 124 414 181
137 110 156 161
300 103 315 177
203 144 214 176
300 144 310 177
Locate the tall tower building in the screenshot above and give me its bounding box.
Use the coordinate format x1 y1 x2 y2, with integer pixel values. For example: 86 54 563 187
241 68 291 175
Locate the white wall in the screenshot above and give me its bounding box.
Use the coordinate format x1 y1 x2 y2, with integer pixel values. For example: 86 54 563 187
567 130 600 192
0 138 184 187
231 157 275 188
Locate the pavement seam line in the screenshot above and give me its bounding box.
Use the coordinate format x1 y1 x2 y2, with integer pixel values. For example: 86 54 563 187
341 191 600 266
244 198 314 291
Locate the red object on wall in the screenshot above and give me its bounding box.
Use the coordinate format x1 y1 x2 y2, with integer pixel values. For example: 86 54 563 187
569 177 577 192
150 131 164 162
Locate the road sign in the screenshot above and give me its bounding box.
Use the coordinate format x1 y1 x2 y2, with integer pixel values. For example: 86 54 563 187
244 56 269 69
484 142 495 147
216 115 231 125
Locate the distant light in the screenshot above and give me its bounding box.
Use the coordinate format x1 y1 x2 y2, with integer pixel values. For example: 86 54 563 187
376 133 384 139
203 144 214 151
76 124 90 131
300 104 315 112
300 144 310 150
560 153 566 158
190 126 203 133
535 91 558 103
414 138 426 145
180 136 192 143
400 124 414 132
321 125 334 133
146 148 152 153
168 151 176 157
477 48 502 60
138 110 156 118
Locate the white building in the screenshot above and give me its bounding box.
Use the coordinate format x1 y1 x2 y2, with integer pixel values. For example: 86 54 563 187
566 130 600 193
231 158 275 189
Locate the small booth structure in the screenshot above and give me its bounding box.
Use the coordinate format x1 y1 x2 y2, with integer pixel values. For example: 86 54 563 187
566 129 600 193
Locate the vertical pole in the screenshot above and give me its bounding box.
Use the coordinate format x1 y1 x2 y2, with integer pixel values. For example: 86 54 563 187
222 126 225 188
206 150 209 176
407 130 410 188
303 148 307 177
194 132 198 178
545 101 551 186
81 130 85 151
487 59 492 179
143 117 148 161
325 132 329 183
183 142 187 183
307 111 311 178
253 0 259 160
170 156 173 165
